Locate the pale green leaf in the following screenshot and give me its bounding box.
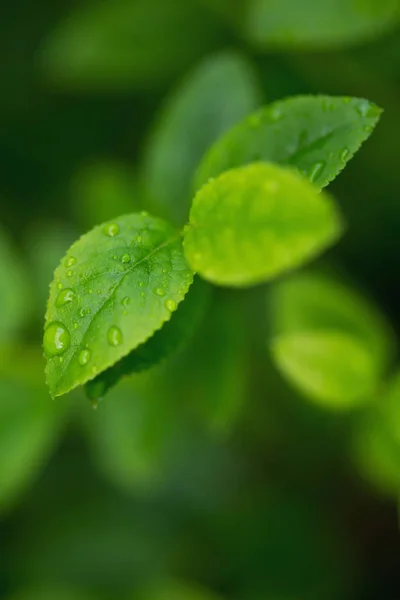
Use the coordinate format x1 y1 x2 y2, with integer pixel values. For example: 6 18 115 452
269 269 393 372
195 95 382 191
271 330 380 408
184 162 343 287
0 227 31 342
44 213 193 398
244 0 400 50
85 277 210 400
143 50 261 224
39 0 225 91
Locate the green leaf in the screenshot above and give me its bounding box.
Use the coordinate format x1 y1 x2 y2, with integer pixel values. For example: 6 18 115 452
44 213 193 398
133 581 221 600
143 50 262 225
268 269 393 406
0 376 66 513
85 277 210 400
271 330 380 407
195 95 382 191
9 589 98 600
39 0 225 91
183 162 343 287
0 227 31 342
244 0 400 50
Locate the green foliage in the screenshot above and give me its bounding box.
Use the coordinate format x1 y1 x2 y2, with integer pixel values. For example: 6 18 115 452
268 269 393 407
44 213 193 397
133 581 222 600
184 162 343 286
195 96 382 190
0 227 31 342
244 0 400 49
39 0 226 91
0 376 66 512
143 50 262 224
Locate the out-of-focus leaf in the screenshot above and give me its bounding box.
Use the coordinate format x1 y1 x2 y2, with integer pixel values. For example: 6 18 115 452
268 269 393 407
143 50 262 224
244 0 400 50
44 213 193 398
0 375 67 513
271 330 381 407
184 163 343 287
0 227 31 341
85 277 210 400
39 0 227 91
8 589 98 600
195 95 382 191
71 161 140 228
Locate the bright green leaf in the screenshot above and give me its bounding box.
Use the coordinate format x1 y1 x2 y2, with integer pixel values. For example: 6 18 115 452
271 330 380 407
143 50 262 224
44 213 193 398
0 227 31 342
268 269 394 406
184 162 343 287
85 277 210 400
39 0 225 91
244 0 400 50
195 95 382 191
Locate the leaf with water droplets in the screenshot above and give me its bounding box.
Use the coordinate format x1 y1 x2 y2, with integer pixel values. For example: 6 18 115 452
85 277 210 400
244 0 400 50
44 213 193 398
268 269 394 407
143 50 261 224
195 95 382 191
184 162 343 287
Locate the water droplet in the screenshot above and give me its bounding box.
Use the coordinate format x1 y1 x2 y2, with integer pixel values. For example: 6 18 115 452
140 211 149 218
89 289 93 294
66 270 73 278
165 299 177 312
78 348 91 366
356 101 378 118
138 281 145 287
78 308 86 318
136 235 142 244
73 322 78 330
96 289 101 295
308 161 325 183
121 296 130 307
65 256 77 267
57 283 63 290
55 288 76 307
113 255 117 260
140 292 145 298
102 222 120 237
43 322 70 357
340 148 350 161
154 287 165 297
121 253 131 264
364 125 373 133
107 326 123 347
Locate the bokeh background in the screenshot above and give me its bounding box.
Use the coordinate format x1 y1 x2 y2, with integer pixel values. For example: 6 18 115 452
1 0 400 599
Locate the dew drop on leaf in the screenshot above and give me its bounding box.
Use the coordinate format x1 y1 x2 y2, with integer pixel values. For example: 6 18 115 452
308 161 325 183
136 235 142 243
121 296 130 307
121 253 131 264
102 222 120 237
66 270 73 278
55 288 76 307
154 287 165 297
65 256 77 267
78 348 91 366
165 299 177 312
107 326 123 347
340 148 350 161
43 322 70 357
